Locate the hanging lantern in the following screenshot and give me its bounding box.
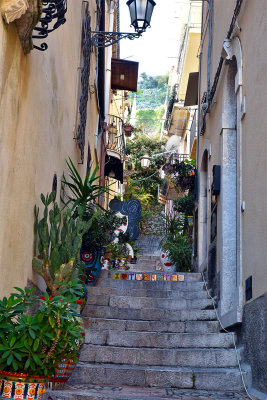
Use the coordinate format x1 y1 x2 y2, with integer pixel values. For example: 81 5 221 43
126 0 156 33
140 153 151 170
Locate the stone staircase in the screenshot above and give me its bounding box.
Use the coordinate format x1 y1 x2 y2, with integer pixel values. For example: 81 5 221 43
47 266 246 400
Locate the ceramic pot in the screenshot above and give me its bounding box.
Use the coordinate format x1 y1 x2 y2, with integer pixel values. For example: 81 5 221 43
48 358 77 390
0 371 46 400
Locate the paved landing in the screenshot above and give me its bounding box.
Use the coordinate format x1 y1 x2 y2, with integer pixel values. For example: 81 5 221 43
47 385 257 400
46 384 258 400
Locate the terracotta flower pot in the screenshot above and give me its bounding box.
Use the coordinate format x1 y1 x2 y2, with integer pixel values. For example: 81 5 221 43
0 371 46 400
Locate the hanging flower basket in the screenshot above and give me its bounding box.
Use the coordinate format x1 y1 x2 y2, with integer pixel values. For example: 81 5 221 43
0 371 46 400
124 124 133 137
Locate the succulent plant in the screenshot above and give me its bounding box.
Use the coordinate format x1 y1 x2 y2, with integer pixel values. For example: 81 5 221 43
32 192 93 296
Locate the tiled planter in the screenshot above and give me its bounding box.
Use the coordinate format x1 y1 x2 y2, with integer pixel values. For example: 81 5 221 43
0 371 46 400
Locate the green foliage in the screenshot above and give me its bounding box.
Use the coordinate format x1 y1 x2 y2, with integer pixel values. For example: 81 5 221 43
0 287 83 377
173 194 195 216
81 209 126 253
136 73 168 110
160 212 192 271
162 234 192 272
136 106 165 135
61 158 109 212
125 133 166 233
33 193 93 296
106 232 130 260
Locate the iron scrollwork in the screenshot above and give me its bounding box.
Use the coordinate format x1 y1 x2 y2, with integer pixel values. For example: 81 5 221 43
33 0 67 51
75 2 91 163
90 30 142 48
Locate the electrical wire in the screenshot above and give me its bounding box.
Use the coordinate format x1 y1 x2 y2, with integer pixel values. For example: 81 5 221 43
201 272 255 400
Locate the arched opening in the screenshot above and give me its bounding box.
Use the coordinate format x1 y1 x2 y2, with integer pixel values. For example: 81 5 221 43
198 149 208 271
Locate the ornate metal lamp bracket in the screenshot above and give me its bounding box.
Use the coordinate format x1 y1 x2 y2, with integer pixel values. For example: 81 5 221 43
90 30 142 48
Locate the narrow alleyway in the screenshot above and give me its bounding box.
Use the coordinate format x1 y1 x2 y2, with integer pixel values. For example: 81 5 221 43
47 236 257 400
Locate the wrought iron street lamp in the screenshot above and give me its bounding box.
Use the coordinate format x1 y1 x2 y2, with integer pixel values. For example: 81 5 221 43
91 0 156 48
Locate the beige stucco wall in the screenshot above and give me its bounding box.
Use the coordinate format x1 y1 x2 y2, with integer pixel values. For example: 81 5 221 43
198 0 267 302
0 0 103 297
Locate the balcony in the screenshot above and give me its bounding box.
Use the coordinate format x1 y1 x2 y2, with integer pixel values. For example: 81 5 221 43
104 115 125 183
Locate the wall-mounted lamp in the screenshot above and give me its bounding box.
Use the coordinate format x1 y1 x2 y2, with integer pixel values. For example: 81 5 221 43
140 153 151 170
91 0 156 48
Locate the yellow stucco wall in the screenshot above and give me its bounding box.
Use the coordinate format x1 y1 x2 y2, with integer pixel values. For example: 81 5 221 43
0 0 103 297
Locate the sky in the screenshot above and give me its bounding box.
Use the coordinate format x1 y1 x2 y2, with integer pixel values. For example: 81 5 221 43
119 0 188 77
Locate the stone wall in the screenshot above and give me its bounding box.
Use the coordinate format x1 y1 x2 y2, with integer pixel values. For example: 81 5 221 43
242 294 267 393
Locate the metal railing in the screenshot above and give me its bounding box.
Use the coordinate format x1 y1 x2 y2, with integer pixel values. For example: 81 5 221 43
106 114 126 161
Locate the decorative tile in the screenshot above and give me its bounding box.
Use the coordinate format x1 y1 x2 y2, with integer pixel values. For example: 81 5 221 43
114 273 121 279
178 274 185 281
157 274 164 281
121 273 128 280
128 273 136 280
143 274 150 281
171 274 178 281
164 274 171 281
135 273 143 280
151 274 157 281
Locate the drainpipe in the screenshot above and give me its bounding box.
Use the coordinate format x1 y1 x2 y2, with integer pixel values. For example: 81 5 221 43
98 0 105 123
207 0 213 98
104 1 115 121
196 1 205 202
98 0 106 203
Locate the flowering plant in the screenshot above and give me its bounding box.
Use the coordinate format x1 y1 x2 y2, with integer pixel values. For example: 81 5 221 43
0 287 84 377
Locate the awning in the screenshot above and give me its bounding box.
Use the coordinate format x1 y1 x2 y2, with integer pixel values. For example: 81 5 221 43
111 58 139 92
104 155 123 183
184 72 199 106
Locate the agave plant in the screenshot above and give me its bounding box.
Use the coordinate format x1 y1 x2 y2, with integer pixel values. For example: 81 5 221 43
61 158 109 213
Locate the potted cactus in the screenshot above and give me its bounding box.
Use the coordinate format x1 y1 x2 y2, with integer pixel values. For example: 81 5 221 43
32 192 93 297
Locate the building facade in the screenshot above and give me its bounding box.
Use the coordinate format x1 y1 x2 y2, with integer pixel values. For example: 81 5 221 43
196 0 267 394
0 0 127 297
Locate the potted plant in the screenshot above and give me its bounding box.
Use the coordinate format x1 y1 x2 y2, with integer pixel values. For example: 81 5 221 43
0 287 84 399
32 192 93 297
124 124 133 137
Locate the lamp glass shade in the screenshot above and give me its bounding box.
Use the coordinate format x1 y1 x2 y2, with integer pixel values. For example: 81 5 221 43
141 153 151 169
126 0 156 32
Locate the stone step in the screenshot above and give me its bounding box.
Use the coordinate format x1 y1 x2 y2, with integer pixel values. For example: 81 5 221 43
85 286 208 300
80 345 239 368
85 294 213 310
67 364 244 391
136 255 160 260
82 305 216 322
84 330 234 349
46 383 248 400
95 279 204 290
128 265 158 272
99 271 202 281
83 318 220 334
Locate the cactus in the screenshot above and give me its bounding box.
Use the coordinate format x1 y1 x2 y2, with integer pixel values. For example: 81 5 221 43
32 192 93 296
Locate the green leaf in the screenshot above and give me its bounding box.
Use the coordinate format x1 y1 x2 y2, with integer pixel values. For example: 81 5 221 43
33 338 40 352
32 353 42 366
25 359 30 369
7 354 13 366
3 350 10 359
40 193 46 205
29 329 36 339
48 315 55 328
13 352 22 361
